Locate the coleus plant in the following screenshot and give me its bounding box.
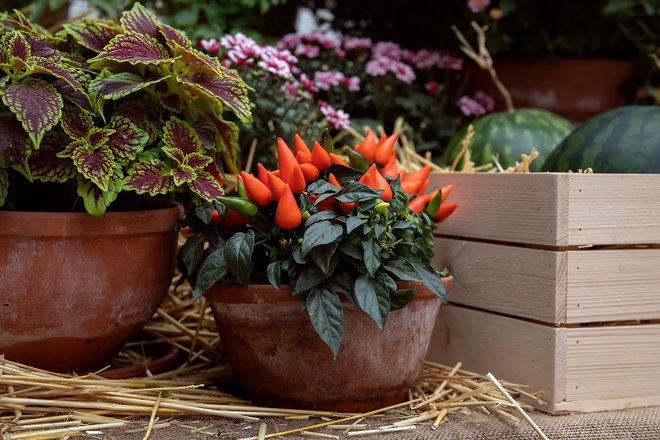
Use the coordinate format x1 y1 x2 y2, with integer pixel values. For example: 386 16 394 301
0 4 251 215
179 130 457 358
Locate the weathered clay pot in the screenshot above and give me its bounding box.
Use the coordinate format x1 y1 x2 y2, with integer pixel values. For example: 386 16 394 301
206 278 452 412
0 205 182 373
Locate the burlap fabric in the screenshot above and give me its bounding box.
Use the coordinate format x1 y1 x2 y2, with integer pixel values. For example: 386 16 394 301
98 406 660 439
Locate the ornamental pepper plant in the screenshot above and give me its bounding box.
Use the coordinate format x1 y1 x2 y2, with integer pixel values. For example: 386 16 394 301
0 4 251 215
179 130 457 358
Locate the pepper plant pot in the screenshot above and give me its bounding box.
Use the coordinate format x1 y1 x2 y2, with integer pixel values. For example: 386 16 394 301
0 205 182 373
206 278 452 412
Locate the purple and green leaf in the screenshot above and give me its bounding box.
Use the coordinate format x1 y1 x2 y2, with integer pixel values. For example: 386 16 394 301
63 18 121 52
61 105 93 139
120 3 162 41
3 32 31 61
187 170 223 200
163 117 202 155
177 71 252 123
172 164 196 186
0 167 8 206
0 115 32 169
191 120 218 151
30 57 85 91
160 24 191 50
70 143 115 191
2 78 63 148
106 116 148 163
90 33 171 65
89 71 168 100
77 168 123 216
124 156 174 195
29 131 77 183
88 128 114 149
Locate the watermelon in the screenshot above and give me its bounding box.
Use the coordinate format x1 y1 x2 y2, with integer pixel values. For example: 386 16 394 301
441 109 573 172
542 106 660 173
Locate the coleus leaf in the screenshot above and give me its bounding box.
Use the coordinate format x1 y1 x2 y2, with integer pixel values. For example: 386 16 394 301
115 100 157 143
88 128 115 149
23 34 59 59
70 143 115 191
52 74 92 111
63 18 122 52
77 167 123 216
3 32 30 61
89 72 168 100
0 114 32 169
61 105 93 139
29 131 76 182
2 78 63 148
106 116 148 164
172 164 196 186
174 45 222 76
124 156 175 195
163 117 202 155
191 121 218 151
30 57 84 91
187 170 223 200
185 152 213 170
160 24 191 50
90 33 171 65
120 2 162 40
0 167 8 207
177 70 252 123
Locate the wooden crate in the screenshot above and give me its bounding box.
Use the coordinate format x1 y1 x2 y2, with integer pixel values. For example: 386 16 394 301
426 172 660 413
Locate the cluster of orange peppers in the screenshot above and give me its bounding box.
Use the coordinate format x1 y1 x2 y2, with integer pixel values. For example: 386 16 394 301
212 131 457 230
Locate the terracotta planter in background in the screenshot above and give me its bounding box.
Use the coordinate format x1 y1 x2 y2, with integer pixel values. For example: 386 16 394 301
207 278 452 412
0 205 182 373
471 58 635 123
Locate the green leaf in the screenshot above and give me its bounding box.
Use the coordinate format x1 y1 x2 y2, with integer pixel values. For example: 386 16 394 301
347 217 367 234
180 235 205 275
2 78 63 149
305 210 336 227
193 249 227 300
307 286 343 359
292 263 328 295
267 261 281 292
335 182 381 203
383 256 423 282
320 128 334 152
412 262 447 302
224 230 254 288
339 242 363 260
310 242 339 276
195 203 214 224
0 168 8 206
390 288 416 311
76 170 122 216
362 239 381 278
302 220 343 258
354 275 390 331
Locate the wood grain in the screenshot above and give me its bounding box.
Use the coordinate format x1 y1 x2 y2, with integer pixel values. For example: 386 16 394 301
429 173 660 247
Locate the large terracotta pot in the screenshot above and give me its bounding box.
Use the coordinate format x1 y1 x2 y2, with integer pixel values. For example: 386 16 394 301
471 58 635 123
0 205 182 373
206 278 452 412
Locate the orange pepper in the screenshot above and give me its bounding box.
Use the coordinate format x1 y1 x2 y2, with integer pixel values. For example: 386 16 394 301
286 163 306 193
294 134 311 156
374 134 398 167
435 203 458 222
267 171 286 201
403 164 431 183
256 163 270 188
359 164 392 201
359 129 377 163
240 171 273 207
277 137 298 183
401 179 424 195
300 163 319 182
379 153 399 178
409 195 430 213
311 141 331 171
428 184 453 203
329 152 350 167
296 150 312 164
276 184 302 229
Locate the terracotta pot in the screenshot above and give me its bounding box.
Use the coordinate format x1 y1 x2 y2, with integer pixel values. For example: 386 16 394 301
471 58 635 123
206 278 452 412
0 205 182 373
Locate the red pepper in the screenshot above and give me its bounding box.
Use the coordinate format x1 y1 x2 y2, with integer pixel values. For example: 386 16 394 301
276 184 302 229
380 153 399 178
239 171 273 207
286 163 306 193
311 141 331 171
401 179 423 195
408 195 430 213
403 164 431 184
296 150 312 164
359 164 392 201
329 152 350 167
211 208 221 224
300 163 319 182
256 163 270 188
277 137 298 183
435 203 458 222
294 134 311 156
267 171 286 201
358 129 377 163
374 134 398 167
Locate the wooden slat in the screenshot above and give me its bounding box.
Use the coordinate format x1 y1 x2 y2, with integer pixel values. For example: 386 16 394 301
429 173 660 247
433 238 660 324
565 325 660 402
427 305 564 410
566 249 660 323
432 237 566 323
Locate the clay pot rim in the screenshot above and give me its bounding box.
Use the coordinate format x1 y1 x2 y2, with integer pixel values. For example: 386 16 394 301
0 204 184 237
205 277 453 305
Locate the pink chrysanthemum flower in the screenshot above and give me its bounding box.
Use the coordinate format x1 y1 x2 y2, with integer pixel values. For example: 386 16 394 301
343 36 372 51
474 90 495 112
372 41 402 60
318 101 350 130
458 95 487 116
437 54 464 70
468 0 490 13
295 43 320 58
314 71 345 90
341 75 361 92
392 61 416 84
425 81 442 94
300 73 318 93
200 38 221 54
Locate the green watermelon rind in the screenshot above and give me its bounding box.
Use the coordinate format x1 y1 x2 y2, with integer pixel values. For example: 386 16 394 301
541 106 660 173
441 108 573 172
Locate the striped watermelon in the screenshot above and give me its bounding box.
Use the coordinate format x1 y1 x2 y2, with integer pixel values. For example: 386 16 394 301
440 109 573 172
542 106 660 173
